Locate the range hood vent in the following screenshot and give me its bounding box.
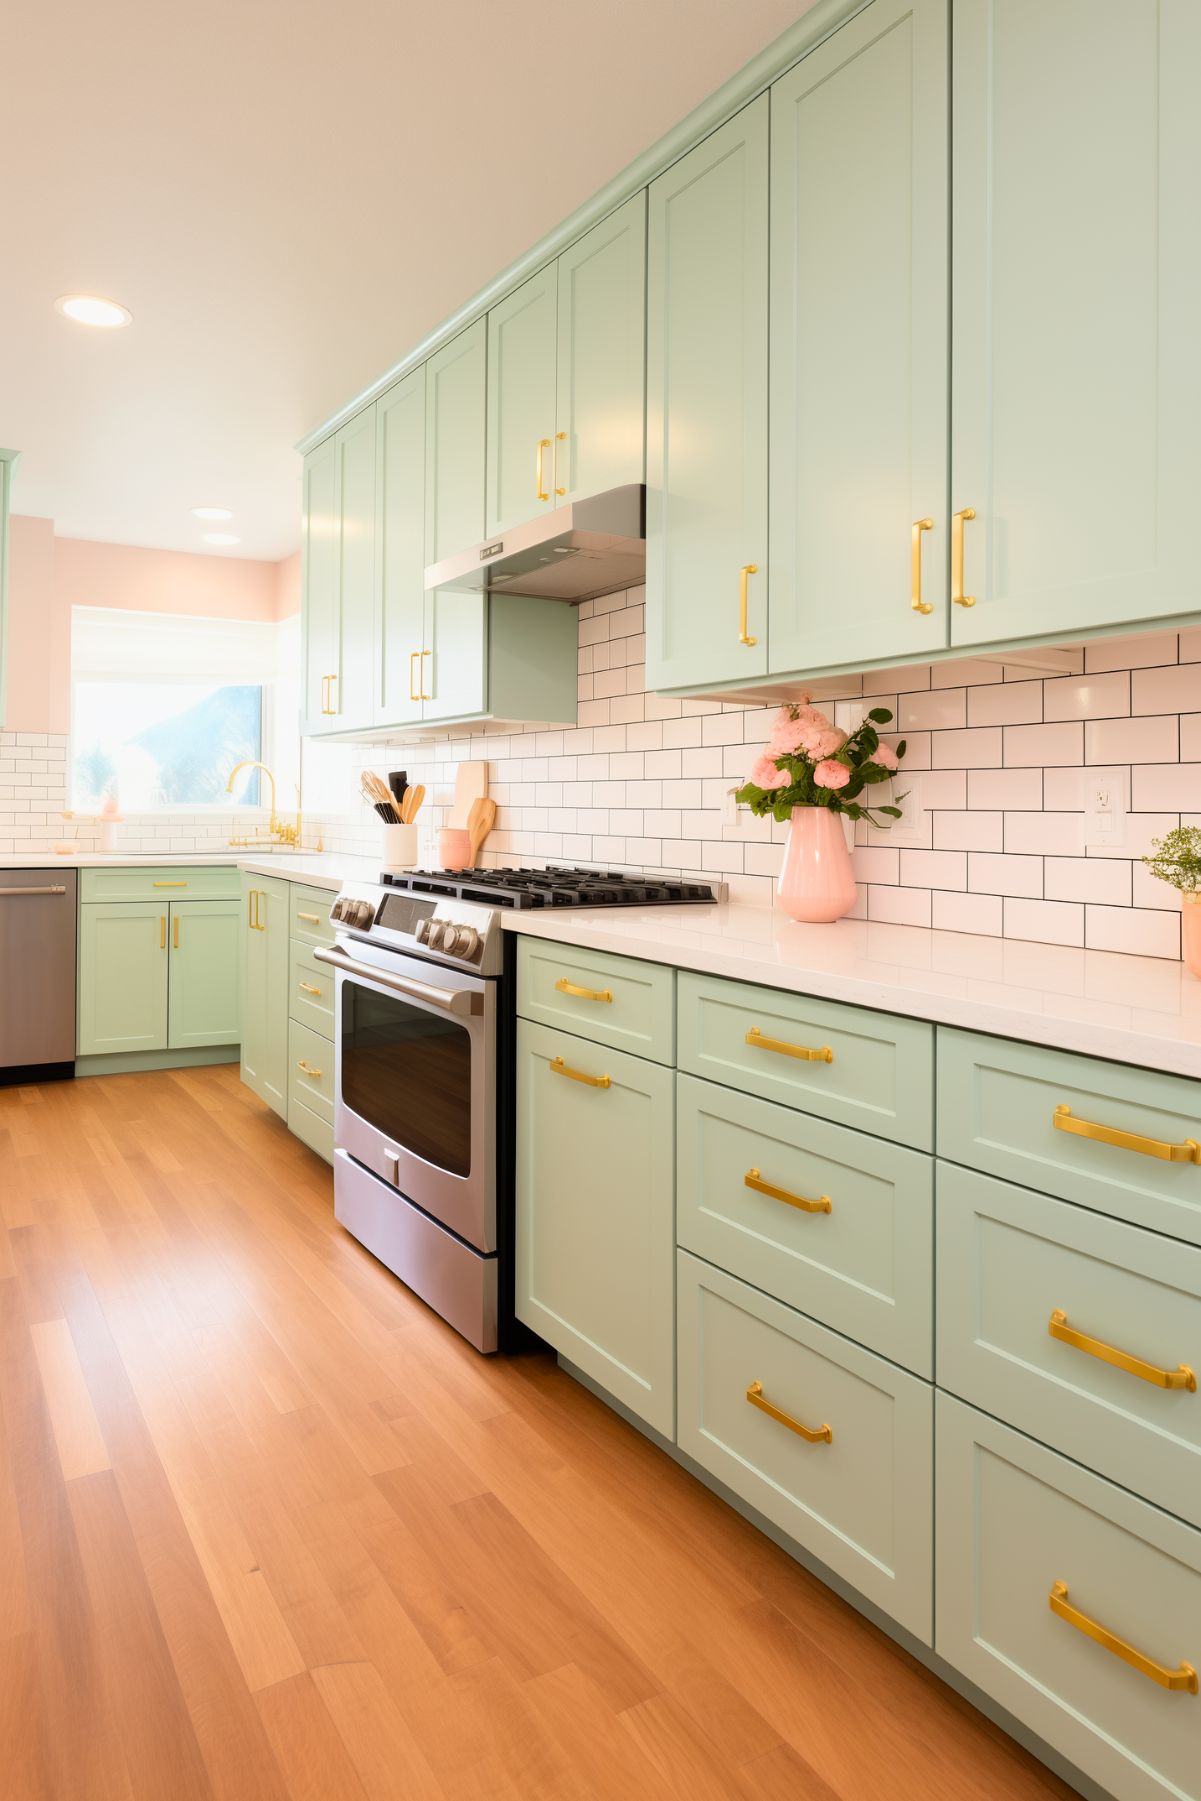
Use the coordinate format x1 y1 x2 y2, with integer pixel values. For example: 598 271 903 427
424 484 645 605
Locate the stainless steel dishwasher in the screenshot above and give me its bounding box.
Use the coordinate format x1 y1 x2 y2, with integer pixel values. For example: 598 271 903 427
0 869 77 1082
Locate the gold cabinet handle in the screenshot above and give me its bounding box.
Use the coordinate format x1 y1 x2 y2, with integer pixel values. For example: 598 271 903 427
420 647 432 701
153 880 188 888
409 649 421 703
951 507 976 607
1048 1309 1196 1392
172 915 180 950
296 912 322 924
1048 1583 1197 1695
1053 1103 1200 1165
159 914 167 951
746 1026 833 1064
554 977 613 1003
553 430 567 497
536 437 552 502
298 981 323 996
744 1167 831 1215
739 563 758 647
745 1381 832 1445
296 1060 323 1080
549 1055 611 1089
254 890 264 931
911 517 934 614
321 673 338 715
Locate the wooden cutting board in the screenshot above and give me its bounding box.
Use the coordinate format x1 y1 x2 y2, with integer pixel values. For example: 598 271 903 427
449 761 488 829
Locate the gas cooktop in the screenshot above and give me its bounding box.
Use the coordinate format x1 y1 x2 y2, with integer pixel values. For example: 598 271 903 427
380 864 718 911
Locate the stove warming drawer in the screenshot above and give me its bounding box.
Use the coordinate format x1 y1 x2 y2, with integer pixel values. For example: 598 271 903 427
333 1150 498 1353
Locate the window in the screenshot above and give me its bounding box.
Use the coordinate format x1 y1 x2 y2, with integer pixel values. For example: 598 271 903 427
71 608 298 812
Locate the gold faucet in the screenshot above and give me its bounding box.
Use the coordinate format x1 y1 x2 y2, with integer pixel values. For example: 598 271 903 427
225 760 307 849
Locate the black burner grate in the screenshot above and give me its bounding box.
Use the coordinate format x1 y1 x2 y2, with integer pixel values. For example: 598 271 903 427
380 865 717 910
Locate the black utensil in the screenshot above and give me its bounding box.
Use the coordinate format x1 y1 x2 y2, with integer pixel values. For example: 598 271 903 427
388 770 408 806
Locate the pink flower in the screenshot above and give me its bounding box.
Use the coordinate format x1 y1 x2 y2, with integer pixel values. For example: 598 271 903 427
814 759 851 791
749 752 790 791
872 742 900 770
805 725 848 760
770 705 830 756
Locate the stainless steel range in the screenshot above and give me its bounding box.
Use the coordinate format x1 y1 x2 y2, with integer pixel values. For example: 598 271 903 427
315 866 717 1352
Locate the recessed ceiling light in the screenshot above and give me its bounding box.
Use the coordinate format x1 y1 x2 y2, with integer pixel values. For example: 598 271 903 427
202 531 241 546
54 294 132 329
191 505 234 522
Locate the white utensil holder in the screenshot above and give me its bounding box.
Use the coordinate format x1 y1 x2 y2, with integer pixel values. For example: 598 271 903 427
382 823 418 869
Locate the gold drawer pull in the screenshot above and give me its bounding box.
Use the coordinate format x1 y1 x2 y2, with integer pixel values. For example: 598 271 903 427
409 649 421 703
1048 1583 1197 1694
1048 1310 1196 1392
745 1380 831 1445
159 915 167 950
554 977 613 1003
951 506 976 607
550 1055 610 1090
744 1167 831 1214
910 516 934 614
298 982 323 997
746 1026 833 1064
739 563 758 647
153 880 188 887
536 436 552 503
296 912 323 925
297 1060 323 1080
1053 1103 1200 1165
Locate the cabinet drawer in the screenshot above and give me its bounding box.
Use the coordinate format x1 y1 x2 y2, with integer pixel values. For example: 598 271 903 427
516 938 674 1064
288 1019 333 1125
289 884 336 948
936 1394 1201 1801
938 1028 1201 1244
677 1251 933 1641
289 1093 334 1165
289 941 334 1038
677 1074 933 1376
80 864 239 904
937 1163 1201 1525
677 972 933 1150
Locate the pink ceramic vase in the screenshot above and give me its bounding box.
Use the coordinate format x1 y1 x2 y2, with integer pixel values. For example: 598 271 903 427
1183 894 1201 979
776 806 858 923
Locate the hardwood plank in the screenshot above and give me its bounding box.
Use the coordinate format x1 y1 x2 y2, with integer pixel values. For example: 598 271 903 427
30 1316 111 1481
311 1661 446 1801
256 1672 371 1801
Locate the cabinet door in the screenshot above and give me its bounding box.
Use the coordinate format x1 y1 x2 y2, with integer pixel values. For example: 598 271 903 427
770 0 948 674
424 318 486 565
951 0 1201 647
486 265 558 535
332 405 376 730
77 902 168 1057
375 367 426 728
515 1019 675 1435
645 97 768 690
421 587 486 723
238 876 289 1118
169 899 240 1050
555 192 647 503
301 434 339 733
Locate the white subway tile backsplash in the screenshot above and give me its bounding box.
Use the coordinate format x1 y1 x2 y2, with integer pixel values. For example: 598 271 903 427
1042 671 1129 721
1002 722 1084 767
1084 714 1178 764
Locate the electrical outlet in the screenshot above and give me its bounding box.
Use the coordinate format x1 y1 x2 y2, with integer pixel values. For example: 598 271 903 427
882 773 927 848
1083 767 1128 848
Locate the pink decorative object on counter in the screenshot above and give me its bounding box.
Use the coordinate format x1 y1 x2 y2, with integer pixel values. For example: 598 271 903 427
438 827 473 871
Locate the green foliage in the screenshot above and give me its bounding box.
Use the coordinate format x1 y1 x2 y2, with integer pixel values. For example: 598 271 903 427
1143 826 1201 894
734 704 909 832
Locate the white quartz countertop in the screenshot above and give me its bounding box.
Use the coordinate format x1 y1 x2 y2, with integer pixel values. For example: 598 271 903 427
0 850 379 892
502 902 1201 1081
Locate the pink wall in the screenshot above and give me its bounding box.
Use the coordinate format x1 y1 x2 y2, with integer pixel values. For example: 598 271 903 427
5 518 297 734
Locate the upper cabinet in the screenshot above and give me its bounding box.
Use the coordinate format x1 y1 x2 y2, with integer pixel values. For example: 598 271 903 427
769 0 948 672
301 434 339 732
644 99 769 691
425 319 487 566
375 366 426 729
487 268 559 536
950 0 1201 648
302 412 376 735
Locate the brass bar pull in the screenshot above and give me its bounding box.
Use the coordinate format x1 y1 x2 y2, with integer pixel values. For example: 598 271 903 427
911 517 934 613
554 977 613 1003
1048 1310 1196 1392
297 912 322 924
321 673 338 715
536 437 551 503
159 915 167 950
951 507 976 607
553 430 567 497
254 890 264 931
298 982 322 997
746 1026 833 1064
1053 1103 1200 1165
1048 1583 1197 1694
153 881 188 888
744 1167 832 1215
549 1055 611 1090
172 915 180 951
296 1060 323 1080
409 650 421 703
420 648 432 701
745 1381 832 1445
739 563 758 647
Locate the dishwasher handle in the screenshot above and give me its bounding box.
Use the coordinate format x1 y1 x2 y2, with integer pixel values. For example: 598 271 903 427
0 884 69 897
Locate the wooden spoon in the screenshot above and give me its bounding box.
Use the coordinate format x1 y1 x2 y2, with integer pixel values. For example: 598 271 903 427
402 784 426 824
468 797 496 864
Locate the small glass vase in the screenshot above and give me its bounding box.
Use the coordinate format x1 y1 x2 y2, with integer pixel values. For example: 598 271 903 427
776 806 858 923
1183 893 1201 979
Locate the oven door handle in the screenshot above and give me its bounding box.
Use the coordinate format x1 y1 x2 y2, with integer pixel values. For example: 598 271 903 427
314 944 482 1017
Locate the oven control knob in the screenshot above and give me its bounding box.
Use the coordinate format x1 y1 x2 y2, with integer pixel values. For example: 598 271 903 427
424 921 446 948
352 900 374 928
454 926 480 960
331 898 346 920
415 918 431 944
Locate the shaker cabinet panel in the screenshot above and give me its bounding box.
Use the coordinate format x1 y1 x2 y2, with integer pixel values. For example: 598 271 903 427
239 874 289 1119
77 902 169 1057
168 899 241 1050
486 265 559 537
332 405 377 731
555 192 647 504
424 318 487 567
301 434 339 732
375 367 426 729
645 96 769 691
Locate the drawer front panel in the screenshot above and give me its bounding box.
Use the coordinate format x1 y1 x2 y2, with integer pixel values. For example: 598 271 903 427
936 1394 1201 1801
289 884 336 948
677 1251 933 1641
937 1164 1201 1524
289 1093 334 1164
677 1074 933 1375
938 1028 1201 1244
289 941 335 1038
80 864 240 904
288 1018 334 1124
677 972 933 1149
516 938 674 1064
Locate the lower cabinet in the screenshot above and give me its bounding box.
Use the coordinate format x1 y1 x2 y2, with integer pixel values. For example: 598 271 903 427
168 898 240 1047
288 1018 334 1162
239 874 289 1118
515 1017 675 1437
77 889 240 1058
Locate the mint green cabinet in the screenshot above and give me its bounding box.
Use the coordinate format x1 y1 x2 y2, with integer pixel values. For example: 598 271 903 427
950 0 1201 649
515 1018 675 1437
645 97 768 691
332 406 377 730
169 899 241 1048
375 367 426 728
301 433 339 732
555 192 646 505
425 319 486 566
487 266 558 535
769 0 948 673
239 874 289 1118
78 901 169 1056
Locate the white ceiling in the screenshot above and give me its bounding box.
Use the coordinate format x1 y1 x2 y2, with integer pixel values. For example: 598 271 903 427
2 0 811 561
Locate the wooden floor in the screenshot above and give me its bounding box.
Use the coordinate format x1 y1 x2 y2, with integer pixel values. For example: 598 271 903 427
0 1066 1079 1801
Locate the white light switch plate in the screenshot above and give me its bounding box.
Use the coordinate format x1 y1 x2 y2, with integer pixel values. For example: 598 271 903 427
1083 766 1128 848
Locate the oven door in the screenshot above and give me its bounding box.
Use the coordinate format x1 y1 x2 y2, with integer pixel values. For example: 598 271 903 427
317 942 495 1252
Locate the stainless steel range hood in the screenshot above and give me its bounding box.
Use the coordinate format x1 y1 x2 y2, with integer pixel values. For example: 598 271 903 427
424 484 645 605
